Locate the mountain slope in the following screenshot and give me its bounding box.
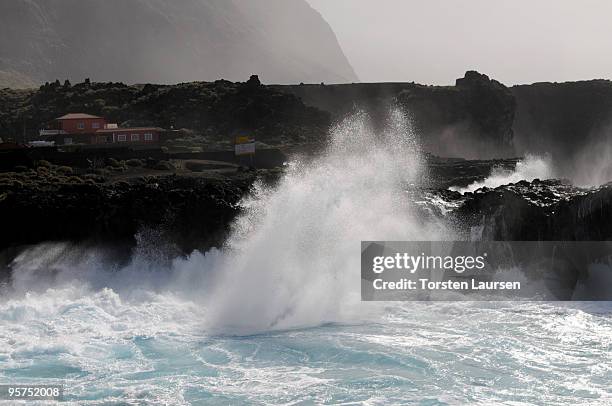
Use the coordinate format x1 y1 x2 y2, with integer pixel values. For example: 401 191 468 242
0 0 357 87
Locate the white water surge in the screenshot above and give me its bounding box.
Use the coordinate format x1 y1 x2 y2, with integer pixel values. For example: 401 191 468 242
202 109 449 332
0 111 610 404
450 154 554 194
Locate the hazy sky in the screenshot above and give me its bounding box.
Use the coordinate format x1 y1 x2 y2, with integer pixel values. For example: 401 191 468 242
307 0 612 85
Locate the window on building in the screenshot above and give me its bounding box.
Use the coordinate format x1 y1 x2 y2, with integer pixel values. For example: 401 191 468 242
64 138 73 145
77 122 85 130
117 134 127 142
131 134 140 141
144 133 153 141
92 122 100 129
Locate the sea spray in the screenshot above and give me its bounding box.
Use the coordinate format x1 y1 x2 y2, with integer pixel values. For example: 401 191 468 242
2 109 452 335
564 137 612 187
202 109 450 333
450 154 554 194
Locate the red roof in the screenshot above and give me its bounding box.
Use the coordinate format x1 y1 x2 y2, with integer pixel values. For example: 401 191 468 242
95 127 164 134
56 113 102 120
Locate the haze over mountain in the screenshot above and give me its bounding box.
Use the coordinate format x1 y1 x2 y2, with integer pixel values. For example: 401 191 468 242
308 0 612 85
0 0 358 88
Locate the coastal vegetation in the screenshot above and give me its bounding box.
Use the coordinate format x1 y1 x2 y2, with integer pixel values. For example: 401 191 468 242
0 75 331 148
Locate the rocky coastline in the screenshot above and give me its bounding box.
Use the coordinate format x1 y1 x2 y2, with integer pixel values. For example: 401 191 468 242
0 168 276 270
449 179 612 241
2 160 611 263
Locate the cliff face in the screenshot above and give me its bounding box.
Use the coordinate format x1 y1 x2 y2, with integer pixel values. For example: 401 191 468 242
512 80 612 184
277 73 612 173
397 72 515 159
276 71 517 159
0 0 357 87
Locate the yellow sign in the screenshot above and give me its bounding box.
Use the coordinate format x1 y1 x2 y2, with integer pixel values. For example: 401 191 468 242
235 136 255 156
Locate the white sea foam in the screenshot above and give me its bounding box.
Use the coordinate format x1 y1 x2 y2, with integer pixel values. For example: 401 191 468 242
450 154 554 194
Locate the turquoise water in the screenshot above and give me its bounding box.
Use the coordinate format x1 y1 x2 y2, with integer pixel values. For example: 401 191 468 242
1 287 610 405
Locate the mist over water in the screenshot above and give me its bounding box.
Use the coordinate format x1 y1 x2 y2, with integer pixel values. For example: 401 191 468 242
450 154 554 194
448 148 611 194
564 137 612 187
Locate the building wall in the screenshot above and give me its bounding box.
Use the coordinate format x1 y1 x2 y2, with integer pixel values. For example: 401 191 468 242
59 118 107 134
59 134 96 145
108 129 160 144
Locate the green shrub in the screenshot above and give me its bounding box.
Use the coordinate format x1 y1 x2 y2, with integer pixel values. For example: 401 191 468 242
56 166 74 175
106 158 122 168
126 158 144 167
93 168 110 177
36 160 52 168
83 174 105 183
184 161 207 172
144 158 158 168
185 160 234 171
154 161 174 170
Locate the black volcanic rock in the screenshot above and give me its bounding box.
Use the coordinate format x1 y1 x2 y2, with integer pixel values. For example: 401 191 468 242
0 0 357 87
454 179 612 241
455 71 515 146
0 173 258 255
444 179 612 299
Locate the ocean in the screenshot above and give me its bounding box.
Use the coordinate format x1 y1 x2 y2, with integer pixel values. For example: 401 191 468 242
1 110 610 405
1 291 610 404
